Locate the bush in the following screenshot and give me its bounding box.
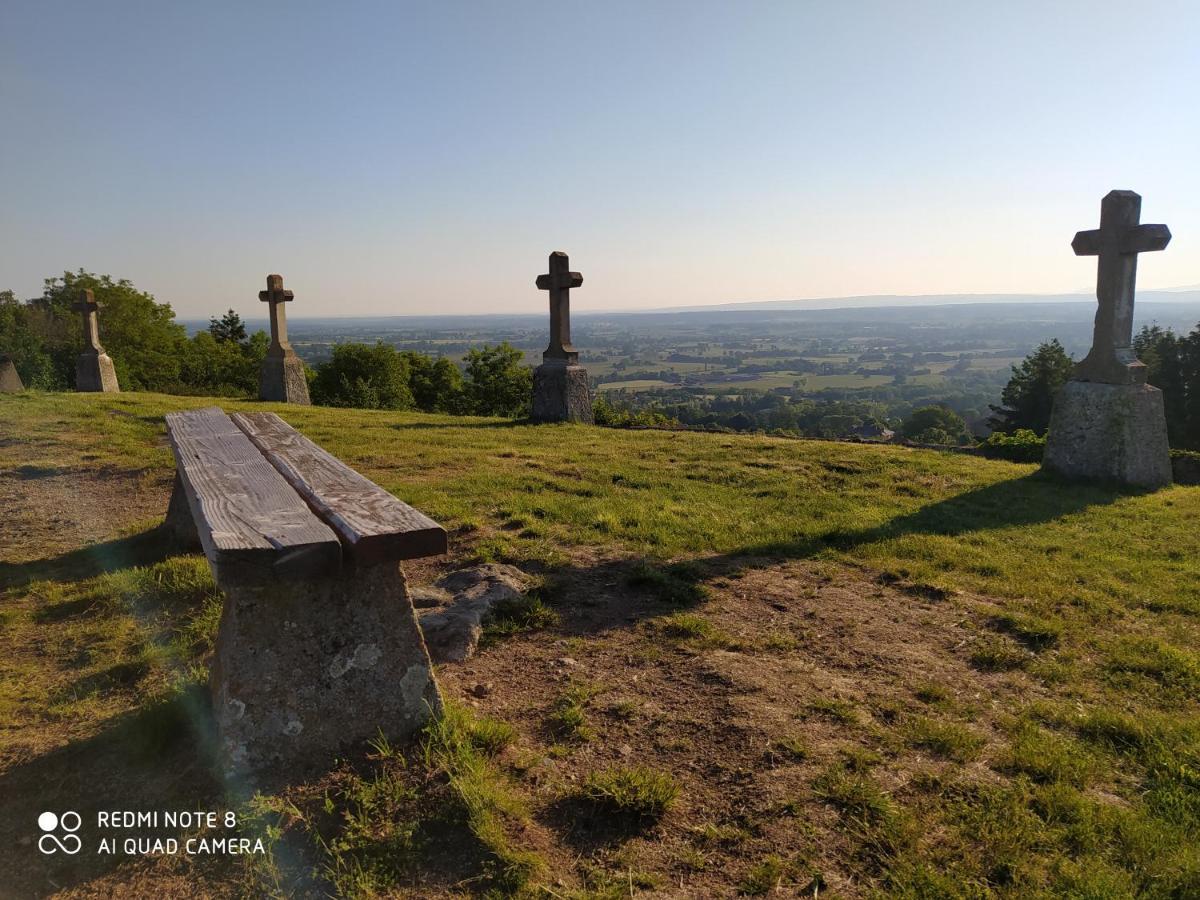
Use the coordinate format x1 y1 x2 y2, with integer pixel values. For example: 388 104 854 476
464 342 532 417
979 428 1046 463
593 395 675 427
1170 449 1200 485
311 342 415 410
900 405 969 444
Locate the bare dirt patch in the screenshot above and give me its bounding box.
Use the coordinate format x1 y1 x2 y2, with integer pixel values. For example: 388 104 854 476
426 554 1044 897
0 467 171 571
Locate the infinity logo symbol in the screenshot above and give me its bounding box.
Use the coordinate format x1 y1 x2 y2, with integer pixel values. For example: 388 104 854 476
37 811 82 855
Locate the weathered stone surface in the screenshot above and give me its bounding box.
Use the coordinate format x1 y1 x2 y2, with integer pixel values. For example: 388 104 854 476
257 274 311 404
163 472 200 548
1043 381 1172 488
536 251 583 365
72 289 120 392
1070 190 1171 386
410 585 453 608
532 362 593 424
75 350 120 392
532 251 591 422
0 354 23 392
258 352 310 404
418 564 532 664
210 561 441 779
1043 190 1173 488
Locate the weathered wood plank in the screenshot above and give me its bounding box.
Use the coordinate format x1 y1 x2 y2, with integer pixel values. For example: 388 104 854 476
165 407 341 580
231 411 448 564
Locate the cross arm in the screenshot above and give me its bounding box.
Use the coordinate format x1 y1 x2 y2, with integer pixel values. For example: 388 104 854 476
1072 223 1171 256
259 289 295 302
1121 224 1171 254
1071 229 1102 256
535 273 583 290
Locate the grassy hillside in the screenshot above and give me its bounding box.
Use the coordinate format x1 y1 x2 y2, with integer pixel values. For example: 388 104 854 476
2 391 1198 897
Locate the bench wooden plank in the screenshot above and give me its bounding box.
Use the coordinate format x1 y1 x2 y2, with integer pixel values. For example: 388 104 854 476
231 411 448 565
165 407 342 579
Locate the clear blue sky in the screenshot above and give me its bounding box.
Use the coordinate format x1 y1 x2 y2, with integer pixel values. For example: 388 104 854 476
2 1 1197 317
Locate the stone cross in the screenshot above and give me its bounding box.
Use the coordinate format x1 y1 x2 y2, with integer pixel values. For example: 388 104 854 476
536 251 583 364
72 289 105 352
1071 190 1171 384
259 274 295 351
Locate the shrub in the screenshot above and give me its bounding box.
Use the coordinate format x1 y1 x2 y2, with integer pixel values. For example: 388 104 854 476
979 428 1046 463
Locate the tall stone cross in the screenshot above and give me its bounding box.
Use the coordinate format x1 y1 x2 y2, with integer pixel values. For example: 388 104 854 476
72 289 105 352
1071 190 1171 384
536 251 583 364
259 274 294 353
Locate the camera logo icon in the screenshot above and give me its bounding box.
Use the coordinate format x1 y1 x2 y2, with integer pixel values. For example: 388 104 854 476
37 811 82 855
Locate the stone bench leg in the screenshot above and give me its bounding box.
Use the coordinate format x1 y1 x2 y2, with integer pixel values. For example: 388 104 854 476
208 561 442 779
164 472 201 548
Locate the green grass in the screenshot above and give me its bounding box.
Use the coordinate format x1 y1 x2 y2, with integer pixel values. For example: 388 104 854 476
653 611 736 649
578 766 679 822
904 716 986 763
547 682 598 743
5 391 1200 896
479 589 559 646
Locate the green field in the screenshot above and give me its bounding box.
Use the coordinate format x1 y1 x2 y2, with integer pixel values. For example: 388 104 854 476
2 391 1199 897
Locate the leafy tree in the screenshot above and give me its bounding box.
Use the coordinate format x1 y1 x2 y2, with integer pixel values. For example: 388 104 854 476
403 351 467 413
0 290 60 388
178 329 267 396
464 342 532 417
35 270 186 390
901 405 969 444
1135 324 1200 449
209 309 248 344
987 339 1074 435
310 342 415 410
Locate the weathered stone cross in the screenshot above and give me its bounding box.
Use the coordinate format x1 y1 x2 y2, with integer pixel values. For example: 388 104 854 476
72 289 104 352
1071 190 1171 384
536 251 583 364
259 274 295 352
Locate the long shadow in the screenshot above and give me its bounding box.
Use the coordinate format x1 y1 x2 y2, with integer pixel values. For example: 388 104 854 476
0 686 222 897
746 471 1130 560
390 419 529 431
504 473 1131 642
0 524 183 591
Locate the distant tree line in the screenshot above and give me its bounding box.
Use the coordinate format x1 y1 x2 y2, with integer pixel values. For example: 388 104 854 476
0 271 267 395
0 270 537 418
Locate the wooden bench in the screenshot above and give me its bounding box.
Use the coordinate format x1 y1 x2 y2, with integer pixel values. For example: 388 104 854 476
164 406 447 777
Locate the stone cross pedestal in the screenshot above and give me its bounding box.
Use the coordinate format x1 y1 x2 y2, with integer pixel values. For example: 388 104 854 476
258 274 311 404
72 290 120 392
0 353 23 392
1043 191 1172 487
532 251 593 424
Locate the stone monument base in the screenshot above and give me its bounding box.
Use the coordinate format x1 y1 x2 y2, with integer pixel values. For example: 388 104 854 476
532 363 593 424
1042 381 1172 488
0 355 23 392
209 561 442 779
76 351 119 392
259 351 311 404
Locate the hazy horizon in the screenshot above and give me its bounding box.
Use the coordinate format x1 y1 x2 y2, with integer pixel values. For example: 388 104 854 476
3 1 1197 317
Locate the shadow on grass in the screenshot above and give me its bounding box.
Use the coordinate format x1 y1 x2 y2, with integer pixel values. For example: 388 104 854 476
494 473 1132 641
0 524 181 591
0 685 222 897
389 419 529 431
543 795 658 852
747 471 1131 559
